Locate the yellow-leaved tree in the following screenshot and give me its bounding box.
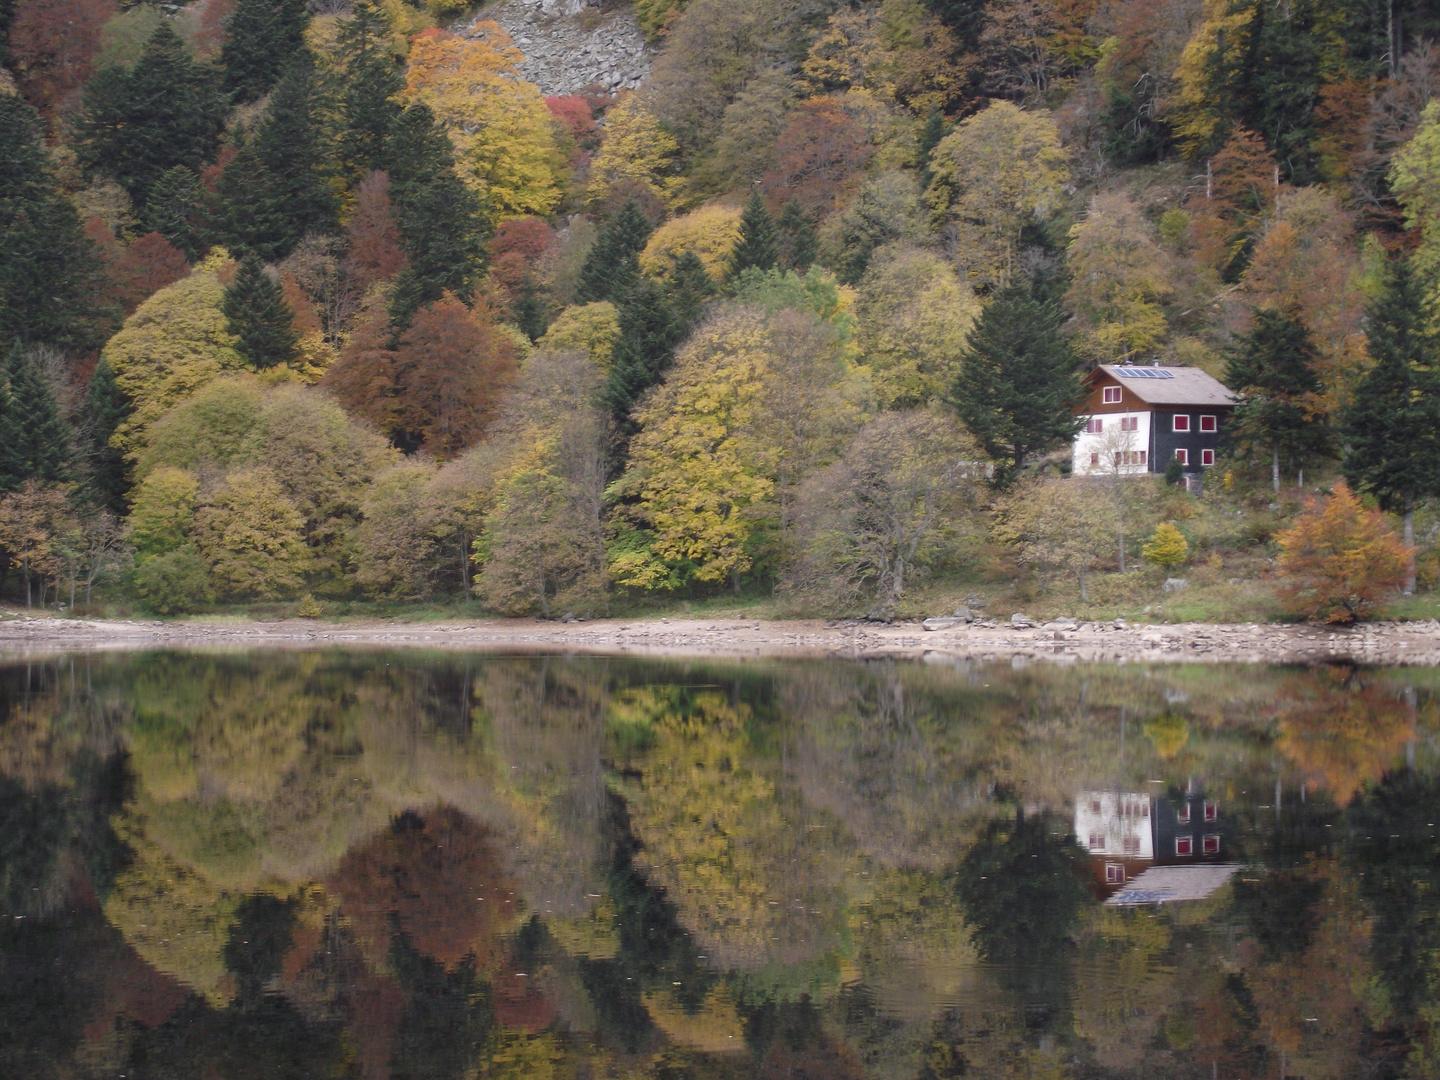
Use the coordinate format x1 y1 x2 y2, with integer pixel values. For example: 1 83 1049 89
537 302 622 369
586 91 682 206
639 204 743 280
925 101 1069 288
1391 101 1440 309
100 250 245 453
1064 193 1176 364
405 26 565 219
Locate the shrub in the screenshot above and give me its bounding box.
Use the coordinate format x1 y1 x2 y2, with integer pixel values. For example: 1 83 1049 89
132 545 213 614
1142 522 1189 569
1274 482 1413 623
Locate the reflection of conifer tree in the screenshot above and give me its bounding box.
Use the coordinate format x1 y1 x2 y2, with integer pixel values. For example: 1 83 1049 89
223 895 297 999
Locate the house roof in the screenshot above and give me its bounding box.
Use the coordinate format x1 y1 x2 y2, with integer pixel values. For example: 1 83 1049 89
1095 365 1239 407
1104 864 1243 906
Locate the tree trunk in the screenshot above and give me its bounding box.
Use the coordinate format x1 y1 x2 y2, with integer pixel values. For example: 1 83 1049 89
732 566 741 595
1117 525 1126 574
23 555 30 609
1271 442 1280 494
1404 496 1416 595
894 554 905 600
1077 568 1089 604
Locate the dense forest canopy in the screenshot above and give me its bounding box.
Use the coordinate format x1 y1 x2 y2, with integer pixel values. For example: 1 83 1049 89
2 0 1440 616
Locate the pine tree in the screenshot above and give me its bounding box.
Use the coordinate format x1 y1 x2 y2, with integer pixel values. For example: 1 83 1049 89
1342 258 1440 592
1225 307 1331 493
384 105 489 328
575 200 652 304
604 279 684 440
921 0 986 49
916 106 949 189
213 55 336 261
946 281 1084 488
727 190 779 281
336 0 404 182
143 166 202 260
223 253 300 370
1 347 74 491
74 24 225 206
77 357 131 514
0 95 105 354
664 249 715 327
221 0 310 103
775 197 817 272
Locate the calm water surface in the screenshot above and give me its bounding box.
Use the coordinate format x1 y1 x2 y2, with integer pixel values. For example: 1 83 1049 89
2 651 1438 1079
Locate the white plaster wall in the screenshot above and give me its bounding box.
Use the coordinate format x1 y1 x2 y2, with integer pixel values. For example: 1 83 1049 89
1075 791 1154 858
1072 411 1151 477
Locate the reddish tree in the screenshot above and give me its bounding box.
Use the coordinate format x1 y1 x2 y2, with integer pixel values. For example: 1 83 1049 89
280 271 323 337
344 171 407 293
83 218 188 314
327 805 517 970
190 0 239 60
322 295 401 432
10 0 118 120
545 94 598 147
393 293 518 459
486 216 555 296
760 97 874 220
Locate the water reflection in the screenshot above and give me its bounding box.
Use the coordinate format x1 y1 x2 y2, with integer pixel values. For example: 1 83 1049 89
0 652 1437 1078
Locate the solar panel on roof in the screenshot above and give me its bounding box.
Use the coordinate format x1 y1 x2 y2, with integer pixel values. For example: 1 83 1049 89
1113 366 1175 379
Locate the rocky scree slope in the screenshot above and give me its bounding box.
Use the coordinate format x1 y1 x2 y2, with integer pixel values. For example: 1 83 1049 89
468 0 652 95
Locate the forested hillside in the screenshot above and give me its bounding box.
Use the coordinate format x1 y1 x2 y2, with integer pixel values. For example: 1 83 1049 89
1 0 1438 619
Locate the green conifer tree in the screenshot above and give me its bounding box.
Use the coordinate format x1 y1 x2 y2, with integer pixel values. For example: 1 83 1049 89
213 55 336 261
664 249 715 327
221 0 310 103
383 105 489 328
727 190 780 281
74 24 226 206
1225 307 1331 493
223 253 300 370
336 0 404 182
946 281 1084 488
77 358 132 514
0 95 105 354
1 348 74 491
143 166 203 260
775 198 818 272
916 107 949 189
575 200 653 305
604 279 684 441
1342 258 1440 591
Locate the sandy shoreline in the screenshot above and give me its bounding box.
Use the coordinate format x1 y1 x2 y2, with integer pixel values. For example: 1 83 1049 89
2 611 1440 666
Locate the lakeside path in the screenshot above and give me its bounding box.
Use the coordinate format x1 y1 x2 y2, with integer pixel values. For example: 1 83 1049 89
4 613 1440 666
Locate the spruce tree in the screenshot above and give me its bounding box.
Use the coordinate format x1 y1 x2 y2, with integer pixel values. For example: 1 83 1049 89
946 281 1084 488
213 55 336 261
727 190 779 281
1 347 74 491
916 107 949 189
775 198 817 272
575 200 653 305
221 0 310 103
223 253 300 370
74 24 225 206
384 105 489 328
336 0 404 182
77 358 131 514
604 279 685 440
143 166 203 260
1342 258 1440 590
0 95 105 354
664 250 716 328
921 0 987 49
1225 307 1331 492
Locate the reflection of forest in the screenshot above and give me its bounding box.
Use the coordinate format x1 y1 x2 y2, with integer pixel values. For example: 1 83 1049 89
1 652 1438 1079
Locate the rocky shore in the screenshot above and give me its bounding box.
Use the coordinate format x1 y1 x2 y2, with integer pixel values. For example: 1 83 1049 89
2 612 1439 666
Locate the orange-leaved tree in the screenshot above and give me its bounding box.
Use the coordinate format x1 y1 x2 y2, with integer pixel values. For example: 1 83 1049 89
1274 482 1412 623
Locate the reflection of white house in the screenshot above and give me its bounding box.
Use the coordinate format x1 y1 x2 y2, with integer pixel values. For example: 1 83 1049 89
1074 791 1153 859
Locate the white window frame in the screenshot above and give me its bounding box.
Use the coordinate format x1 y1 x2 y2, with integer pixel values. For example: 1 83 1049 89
1199 414 1217 433
1201 449 1215 467
1103 386 1122 404
1176 836 1194 856
1172 414 1191 433
1202 834 1221 855
1087 417 1103 434
1175 448 1189 466
1105 863 1125 884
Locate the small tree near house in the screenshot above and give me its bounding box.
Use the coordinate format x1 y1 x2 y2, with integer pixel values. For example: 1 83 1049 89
1142 522 1189 569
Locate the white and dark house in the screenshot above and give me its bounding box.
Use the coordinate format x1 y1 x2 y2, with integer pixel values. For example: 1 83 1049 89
1072 365 1239 487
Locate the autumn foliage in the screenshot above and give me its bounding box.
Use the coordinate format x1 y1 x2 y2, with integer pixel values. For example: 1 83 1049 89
1275 483 1413 623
